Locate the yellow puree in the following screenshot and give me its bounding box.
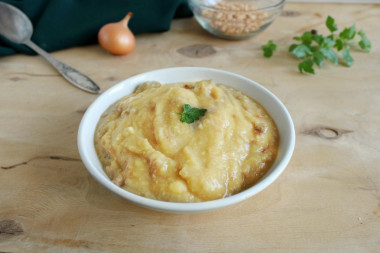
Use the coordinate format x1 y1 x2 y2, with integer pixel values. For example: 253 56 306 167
94 80 279 202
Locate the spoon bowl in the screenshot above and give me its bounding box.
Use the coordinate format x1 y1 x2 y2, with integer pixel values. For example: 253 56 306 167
0 3 32 43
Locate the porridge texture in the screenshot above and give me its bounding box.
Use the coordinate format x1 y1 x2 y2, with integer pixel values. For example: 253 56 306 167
94 80 279 202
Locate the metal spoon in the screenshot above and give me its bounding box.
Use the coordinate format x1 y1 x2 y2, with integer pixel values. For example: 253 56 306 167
0 2 101 94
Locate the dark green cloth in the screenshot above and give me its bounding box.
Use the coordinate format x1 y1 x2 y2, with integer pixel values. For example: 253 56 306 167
0 0 192 56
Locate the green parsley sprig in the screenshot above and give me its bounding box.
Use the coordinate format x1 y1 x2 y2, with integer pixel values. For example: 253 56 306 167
177 104 207 123
261 16 371 74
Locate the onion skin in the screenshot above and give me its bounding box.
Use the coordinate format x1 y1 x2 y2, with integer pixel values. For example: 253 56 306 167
98 12 136 55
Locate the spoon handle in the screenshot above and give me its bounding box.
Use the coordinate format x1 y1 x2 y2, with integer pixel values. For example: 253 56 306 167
23 40 101 94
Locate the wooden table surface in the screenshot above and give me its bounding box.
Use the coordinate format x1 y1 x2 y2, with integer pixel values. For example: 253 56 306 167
1 2 379 252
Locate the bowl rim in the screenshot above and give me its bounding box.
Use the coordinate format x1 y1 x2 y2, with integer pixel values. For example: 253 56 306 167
188 0 285 13
77 67 295 213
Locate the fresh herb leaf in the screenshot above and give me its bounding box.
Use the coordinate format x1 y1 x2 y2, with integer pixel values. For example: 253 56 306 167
326 16 338 33
300 31 313 46
291 44 313 59
261 16 371 74
320 47 338 65
177 104 207 123
288 43 298 52
293 36 302 41
261 40 277 58
342 46 353 67
335 39 344 51
321 37 335 48
339 24 356 40
312 34 324 45
298 59 315 74
313 51 324 68
310 46 318 53
358 30 371 52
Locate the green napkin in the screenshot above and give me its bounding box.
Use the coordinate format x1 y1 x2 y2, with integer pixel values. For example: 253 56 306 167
0 0 192 56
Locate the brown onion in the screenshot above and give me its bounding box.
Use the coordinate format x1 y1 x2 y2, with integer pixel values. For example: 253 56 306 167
98 12 136 55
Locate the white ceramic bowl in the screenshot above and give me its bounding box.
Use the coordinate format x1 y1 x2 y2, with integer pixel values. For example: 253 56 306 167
78 67 295 213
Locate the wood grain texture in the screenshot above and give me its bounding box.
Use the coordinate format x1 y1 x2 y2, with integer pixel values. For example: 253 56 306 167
1 3 380 252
